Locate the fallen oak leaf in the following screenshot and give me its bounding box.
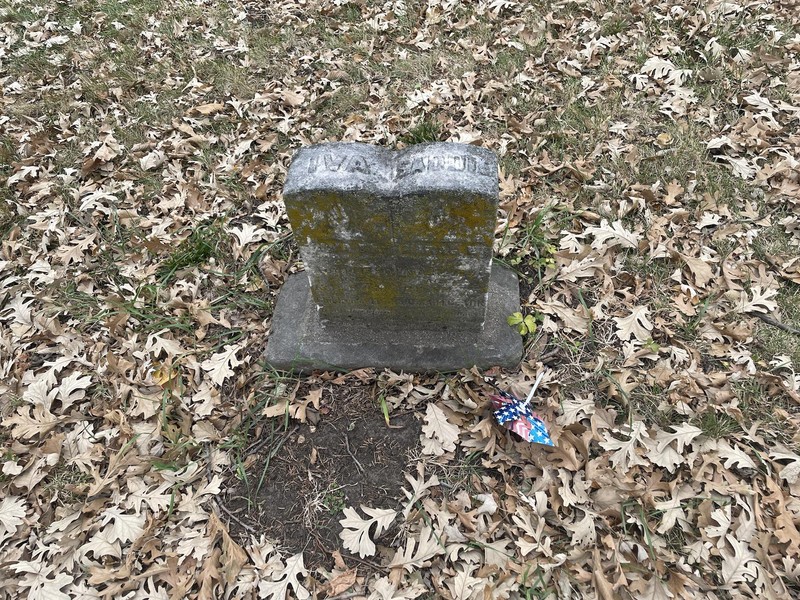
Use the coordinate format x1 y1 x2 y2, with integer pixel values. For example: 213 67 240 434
0 496 27 536
12 562 73 600
369 576 427 599
653 423 703 455
645 423 703 472
3 405 60 439
557 393 597 426
326 569 357 596
445 565 484 600
139 149 166 171
56 371 93 411
282 88 305 107
652 484 694 533
770 448 800 484
720 535 758 587
584 219 641 252
93 134 122 162
640 56 692 85
388 526 444 572
198 547 221 600
420 403 459 456
201 343 246 386
537 299 591 334
714 155 756 180
600 421 649 472
339 505 396 558
208 512 248 585
99 508 146 544
614 306 653 342
227 222 269 247
566 511 596 548
715 440 757 470
727 285 779 314
191 102 226 115
678 253 715 288
258 553 310 600
592 547 616 600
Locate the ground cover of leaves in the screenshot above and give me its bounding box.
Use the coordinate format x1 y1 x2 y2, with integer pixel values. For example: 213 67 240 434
1 0 800 598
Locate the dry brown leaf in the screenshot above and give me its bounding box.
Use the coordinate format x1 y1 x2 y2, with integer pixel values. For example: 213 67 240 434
192 102 226 115
282 89 305 107
327 569 357 595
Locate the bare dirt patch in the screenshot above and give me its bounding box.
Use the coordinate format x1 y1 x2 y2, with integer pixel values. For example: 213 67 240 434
222 386 421 569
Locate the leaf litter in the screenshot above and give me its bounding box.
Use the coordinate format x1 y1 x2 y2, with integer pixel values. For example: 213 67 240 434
1 0 800 598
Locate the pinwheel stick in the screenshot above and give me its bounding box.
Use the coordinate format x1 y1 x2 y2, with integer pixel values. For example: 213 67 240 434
524 372 545 407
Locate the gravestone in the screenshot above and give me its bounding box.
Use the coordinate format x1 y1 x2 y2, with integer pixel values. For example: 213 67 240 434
264 142 523 372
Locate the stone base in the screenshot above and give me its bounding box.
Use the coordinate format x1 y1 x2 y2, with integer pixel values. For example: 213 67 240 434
264 263 523 373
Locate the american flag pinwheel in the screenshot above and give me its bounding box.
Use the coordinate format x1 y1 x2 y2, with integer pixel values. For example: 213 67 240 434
485 372 554 447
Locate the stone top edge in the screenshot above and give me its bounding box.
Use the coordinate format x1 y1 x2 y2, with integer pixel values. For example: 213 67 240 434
291 141 496 158
283 142 498 197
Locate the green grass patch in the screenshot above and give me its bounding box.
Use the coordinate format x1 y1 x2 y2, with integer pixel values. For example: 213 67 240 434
400 118 443 145
693 410 741 439
503 204 565 288
157 221 227 284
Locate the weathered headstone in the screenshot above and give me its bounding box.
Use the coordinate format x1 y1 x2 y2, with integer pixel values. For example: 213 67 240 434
265 142 523 372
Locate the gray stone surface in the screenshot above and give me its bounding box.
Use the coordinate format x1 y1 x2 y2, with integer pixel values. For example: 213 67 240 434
282 142 497 331
265 142 523 373
265 263 523 372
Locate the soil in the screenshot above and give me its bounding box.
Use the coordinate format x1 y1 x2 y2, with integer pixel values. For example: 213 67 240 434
222 385 422 569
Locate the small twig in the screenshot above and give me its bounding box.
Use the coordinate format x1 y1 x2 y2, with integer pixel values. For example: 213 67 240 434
341 553 383 571
245 424 299 456
749 312 800 337
326 591 366 600
204 443 258 534
735 205 780 226
343 434 365 474
213 497 258 534
539 349 560 364
243 433 274 457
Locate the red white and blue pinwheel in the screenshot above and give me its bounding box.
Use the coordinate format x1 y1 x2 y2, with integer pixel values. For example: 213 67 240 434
486 372 554 446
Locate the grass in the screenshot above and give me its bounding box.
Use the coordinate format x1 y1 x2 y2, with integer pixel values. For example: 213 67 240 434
157 221 227 284
735 377 800 447
694 410 741 439
628 385 680 429
500 204 565 290
54 279 201 336
430 450 486 494
519 565 557 599
42 462 93 505
220 370 298 492
600 14 630 37
491 47 528 78
321 487 347 513
0 197 16 240
55 282 110 327
400 119 442 145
